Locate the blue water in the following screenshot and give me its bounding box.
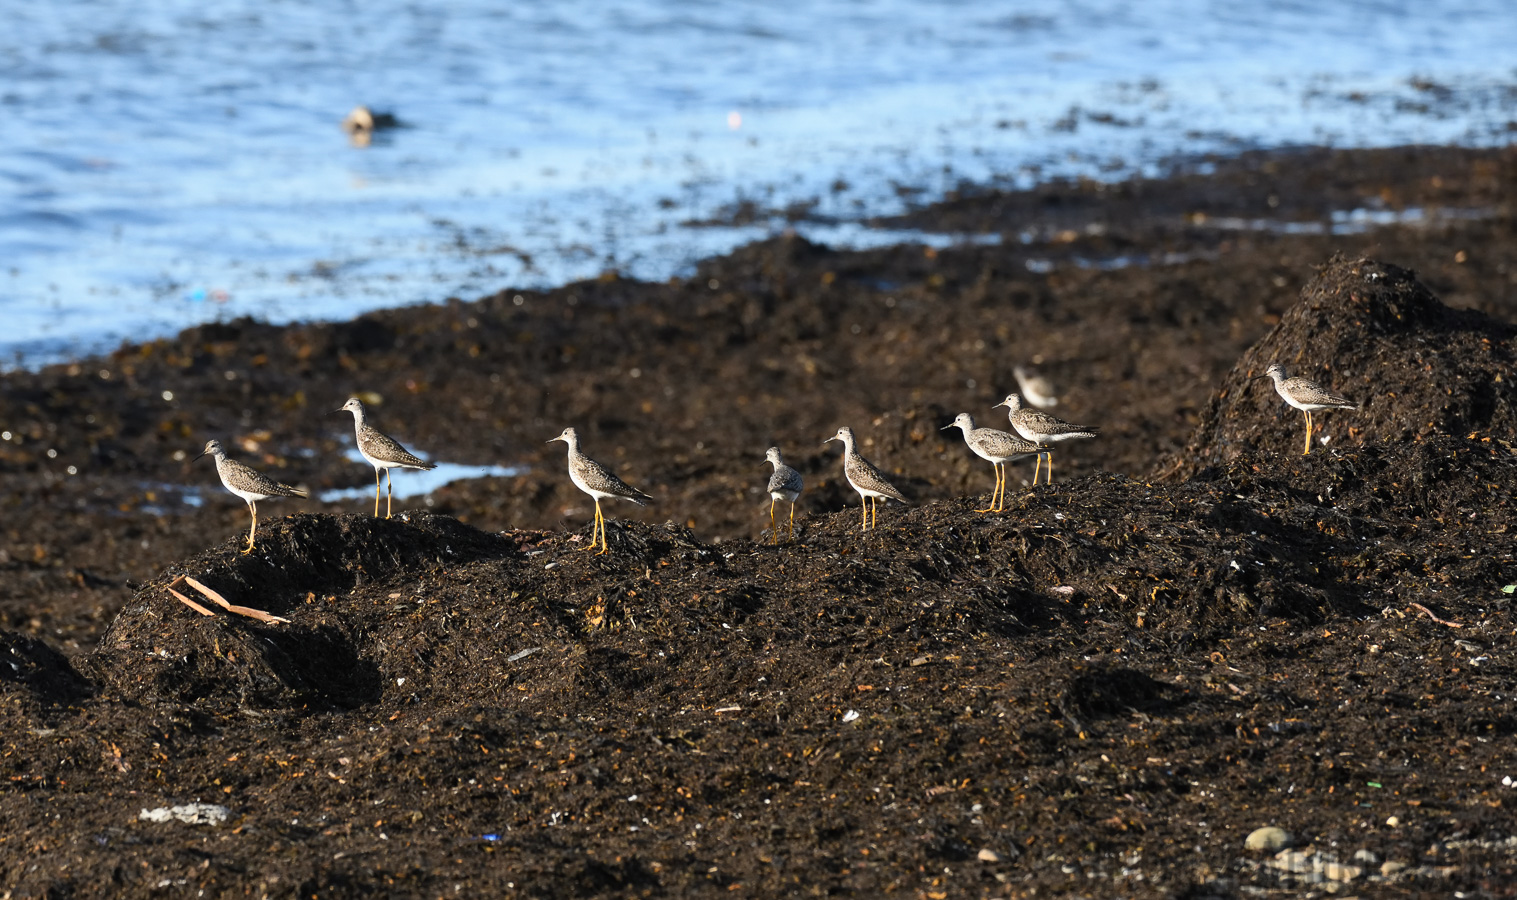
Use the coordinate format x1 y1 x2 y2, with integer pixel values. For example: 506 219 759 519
4 0 1515 366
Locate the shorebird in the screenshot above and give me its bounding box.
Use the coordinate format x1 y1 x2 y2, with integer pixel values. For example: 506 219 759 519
994 393 1100 485
764 446 804 543
197 439 306 554
942 413 1040 512
1253 363 1357 455
548 427 654 555
823 426 907 531
1013 364 1059 409
337 397 436 518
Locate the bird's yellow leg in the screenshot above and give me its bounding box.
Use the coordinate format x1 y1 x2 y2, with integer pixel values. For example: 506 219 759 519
241 502 257 555
975 464 998 513
1303 411 1312 455
385 469 394 518
1032 453 1043 486
861 498 868 531
596 501 612 555
976 464 1001 512
1047 452 1054 484
787 501 796 540
582 501 602 551
770 498 778 544
871 496 879 530
373 469 382 517
995 463 1006 511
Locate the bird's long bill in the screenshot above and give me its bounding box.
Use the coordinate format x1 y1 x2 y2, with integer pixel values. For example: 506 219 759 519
1248 373 1271 381
939 424 953 431
545 437 561 444
822 437 836 446
992 400 1007 409
195 446 211 459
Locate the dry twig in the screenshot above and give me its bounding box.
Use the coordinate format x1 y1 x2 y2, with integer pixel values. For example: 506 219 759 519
168 576 291 625
167 585 216 617
1409 601 1462 629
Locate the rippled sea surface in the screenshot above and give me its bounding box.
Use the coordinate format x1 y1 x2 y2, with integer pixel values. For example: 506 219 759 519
4 0 1514 365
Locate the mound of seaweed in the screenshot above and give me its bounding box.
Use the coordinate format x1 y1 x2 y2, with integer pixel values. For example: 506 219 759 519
85 444 1504 718
86 513 519 710
1163 256 1517 480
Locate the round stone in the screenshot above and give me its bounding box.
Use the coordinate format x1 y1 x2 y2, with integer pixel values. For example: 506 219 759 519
1245 826 1294 851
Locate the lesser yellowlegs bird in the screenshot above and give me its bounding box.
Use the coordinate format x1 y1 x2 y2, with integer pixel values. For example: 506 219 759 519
764 447 804 543
548 427 654 555
1013 364 1059 409
942 413 1040 512
197 439 307 554
994 393 1100 485
1254 363 1357 455
337 397 436 518
823 426 907 531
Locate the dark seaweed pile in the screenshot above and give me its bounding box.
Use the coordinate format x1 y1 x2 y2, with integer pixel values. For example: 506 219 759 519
2 145 1516 897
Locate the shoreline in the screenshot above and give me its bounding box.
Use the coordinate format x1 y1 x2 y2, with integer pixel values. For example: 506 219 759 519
2 141 1515 896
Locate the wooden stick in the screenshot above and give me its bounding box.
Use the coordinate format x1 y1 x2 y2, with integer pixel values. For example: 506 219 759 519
184 575 291 625
167 586 217 617
182 576 232 609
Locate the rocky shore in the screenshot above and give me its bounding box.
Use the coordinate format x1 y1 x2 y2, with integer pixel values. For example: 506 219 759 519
2 144 1515 897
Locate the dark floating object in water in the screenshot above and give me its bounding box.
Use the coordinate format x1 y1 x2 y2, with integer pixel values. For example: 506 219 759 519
342 105 403 145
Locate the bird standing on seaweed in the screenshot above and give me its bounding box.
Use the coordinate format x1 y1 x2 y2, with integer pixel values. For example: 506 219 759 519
823 426 907 531
337 397 436 518
994 393 1100 485
943 413 1039 512
548 427 654 555
197 439 307 554
763 446 804 543
1254 363 1357 455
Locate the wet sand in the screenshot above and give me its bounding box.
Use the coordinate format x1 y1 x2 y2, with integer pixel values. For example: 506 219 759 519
2 144 1515 896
